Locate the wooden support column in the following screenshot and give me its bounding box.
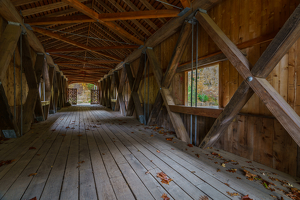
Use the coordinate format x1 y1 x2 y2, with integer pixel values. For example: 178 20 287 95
110 74 115 109
56 72 62 110
115 69 127 116
147 48 190 143
102 79 107 106
147 21 192 125
106 76 112 108
34 53 45 122
0 24 21 138
49 66 56 114
22 35 40 132
195 7 300 148
60 75 65 107
113 72 120 111
126 53 146 118
43 58 51 119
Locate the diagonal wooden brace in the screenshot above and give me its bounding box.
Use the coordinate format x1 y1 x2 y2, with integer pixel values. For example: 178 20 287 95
196 6 300 148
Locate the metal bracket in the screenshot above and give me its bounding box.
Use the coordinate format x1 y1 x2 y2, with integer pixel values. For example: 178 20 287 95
198 8 207 14
7 21 21 26
2 130 17 138
24 23 33 31
187 19 197 25
178 7 191 17
138 45 144 49
147 47 153 50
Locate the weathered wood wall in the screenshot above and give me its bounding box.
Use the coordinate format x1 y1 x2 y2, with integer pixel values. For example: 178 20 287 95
126 0 300 177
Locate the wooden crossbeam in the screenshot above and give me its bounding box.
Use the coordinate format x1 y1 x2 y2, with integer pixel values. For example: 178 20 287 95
25 9 180 25
60 66 109 72
196 7 300 148
61 0 144 45
46 45 139 53
124 61 145 123
52 54 115 69
147 22 192 125
0 24 21 138
56 60 119 64
147 48 190 143
32 26 122 61
49 66 57 114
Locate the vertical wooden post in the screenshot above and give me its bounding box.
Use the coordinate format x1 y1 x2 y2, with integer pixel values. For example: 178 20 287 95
106 76 111 108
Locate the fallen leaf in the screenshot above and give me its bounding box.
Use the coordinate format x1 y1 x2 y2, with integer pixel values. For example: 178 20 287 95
150 134 154 137
224 183 230 187
217 169 221 172
226 169 237 173
221 163 226 167
30 197 37 200
244 170 257 181
36 154 40 156
199 196 209 200
51 129 56 131
187 144 193 147
145 171 150 174
157 172 172 185
237 177 241 179
77 134 82 137
102 153 105 155
66 127 70 129
78 161 85 164
161 193 170 200
61 134 66 136
226 191 239 197
29 147 36 150
28 173 37 177
242 195 253 200
166 138 173 141
156 150 160 153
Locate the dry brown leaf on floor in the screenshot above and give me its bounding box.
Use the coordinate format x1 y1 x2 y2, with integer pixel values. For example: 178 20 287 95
29 197 37 200
224 183 230 187
145 171 150 175
161 193 170 200
244 170 257 180
195 154 200 158
77 134 82 137
28 173 37 177
78 161 85 164
156 150 161 153
51 129 56 131
150 134 154 137
226 169 237 173
237 177 241 179
36 154 40 156
199 196 209 200
157 172 172 185
29 147 36 150
66 126 70 129
242 195 253 200
102 153 105 155
187 144 193 147
166 138 173 141
77 165 80 168
217 169 221 172
61 134 66 136
226 191 239 197
221 163 226 167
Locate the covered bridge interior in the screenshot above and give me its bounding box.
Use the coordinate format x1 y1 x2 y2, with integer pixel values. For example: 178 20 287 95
0 0 300 199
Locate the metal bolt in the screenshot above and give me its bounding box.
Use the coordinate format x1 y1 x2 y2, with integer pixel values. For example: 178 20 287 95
247 76 253 82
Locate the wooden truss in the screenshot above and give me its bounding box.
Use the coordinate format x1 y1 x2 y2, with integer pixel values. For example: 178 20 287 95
0 23 21 137
195 5 300 148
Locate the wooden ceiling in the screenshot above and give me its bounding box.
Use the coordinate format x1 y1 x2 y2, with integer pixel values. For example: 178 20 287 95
12 0 186 83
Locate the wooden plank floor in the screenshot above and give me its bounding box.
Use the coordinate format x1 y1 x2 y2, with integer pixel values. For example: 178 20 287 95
0 105 299 200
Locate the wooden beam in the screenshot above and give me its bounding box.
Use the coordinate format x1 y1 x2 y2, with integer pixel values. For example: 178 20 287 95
196 8 300 148
60 67 109 72
114 0 221 72
105 76 112 108
56 60 119 64
34 54 46 122
147 48 190 143
52 54 115 68
115 69 127 115
25 9 180 25
127 53 146 118
0 24 21 138
169 105 223 118
61 0 144 45
32 26 122 61
0 24 22 81
49 66 56 114
0 0 60 72
147 22 192 125
180 0 190 8
46 45 139 53
22 36 41 131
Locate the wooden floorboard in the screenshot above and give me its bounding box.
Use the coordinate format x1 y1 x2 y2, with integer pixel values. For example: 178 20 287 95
0 105 298 200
